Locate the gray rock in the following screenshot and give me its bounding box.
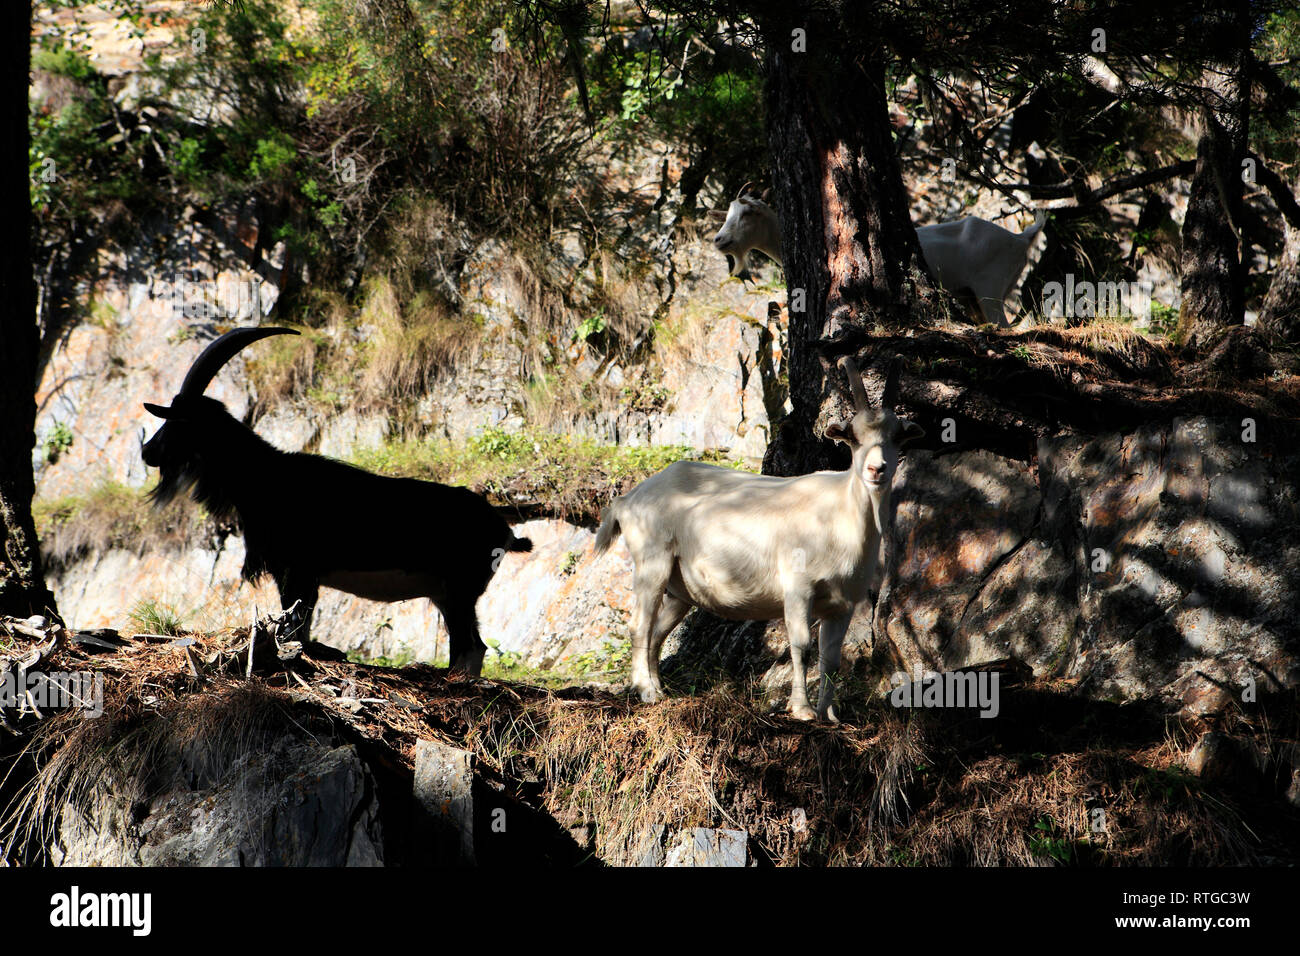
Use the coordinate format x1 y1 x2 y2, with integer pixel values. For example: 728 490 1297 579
52 736 384 866
663 827 750 867
635 824 667 867
870 417 1300 716
412 738 475 865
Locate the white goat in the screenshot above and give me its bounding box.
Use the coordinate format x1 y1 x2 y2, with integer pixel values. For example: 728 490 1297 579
594 357 924 721
711 185 1046 327
711 183 783 277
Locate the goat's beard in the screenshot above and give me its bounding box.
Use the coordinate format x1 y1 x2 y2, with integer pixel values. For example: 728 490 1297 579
148 458 238 522
148 461 196 509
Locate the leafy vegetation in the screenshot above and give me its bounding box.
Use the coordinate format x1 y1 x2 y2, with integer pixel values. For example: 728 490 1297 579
351 428 748 520
41 422 74 464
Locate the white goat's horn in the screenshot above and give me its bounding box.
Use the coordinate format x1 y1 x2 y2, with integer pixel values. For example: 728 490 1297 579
736 180 754 201
838 356 871 413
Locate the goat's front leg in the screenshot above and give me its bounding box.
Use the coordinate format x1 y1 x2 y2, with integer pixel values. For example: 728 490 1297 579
975 289 1010 328
784 595 817 721
277 570 336 660
816 614 852 724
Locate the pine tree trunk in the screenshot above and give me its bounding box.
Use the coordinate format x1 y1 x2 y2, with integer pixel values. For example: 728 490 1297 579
758 21 949 477
0 0 58 620
1177 6 1251 350
1260 224 1300 347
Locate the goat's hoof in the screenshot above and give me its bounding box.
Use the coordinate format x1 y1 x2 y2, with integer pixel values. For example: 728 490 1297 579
790 704 817 721
638 686 666 704
302 640 348 662
818 706 840 725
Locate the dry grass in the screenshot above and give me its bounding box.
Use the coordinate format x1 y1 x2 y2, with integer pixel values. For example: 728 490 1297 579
34 480 209 570
356 277 480 411
524 690 926 865
1 645 303 865
2 626 1292 868
899 748 1258 866
1016 321 1175 383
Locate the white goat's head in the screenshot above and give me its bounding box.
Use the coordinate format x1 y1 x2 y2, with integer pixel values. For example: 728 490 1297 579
712 182 782 276
825 357 925 493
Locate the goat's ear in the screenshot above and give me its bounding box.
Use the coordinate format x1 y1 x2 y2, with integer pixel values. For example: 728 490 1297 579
143 402 174 419
898 419 926 447
825 419 856 446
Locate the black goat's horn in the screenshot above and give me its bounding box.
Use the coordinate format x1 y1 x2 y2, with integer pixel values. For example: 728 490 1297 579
838 356 871 413
176 327 299 399
882 356 902 408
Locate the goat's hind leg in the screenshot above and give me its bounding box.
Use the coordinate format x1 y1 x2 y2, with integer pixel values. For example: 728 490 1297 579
629 557 674 703
442 602 487 678
645 594 691 698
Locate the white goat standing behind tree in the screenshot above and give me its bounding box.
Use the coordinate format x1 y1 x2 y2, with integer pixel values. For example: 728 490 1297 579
595 356 924 721
711 184 1046 327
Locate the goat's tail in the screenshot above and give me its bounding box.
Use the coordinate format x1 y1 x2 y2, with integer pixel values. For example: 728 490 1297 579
593 503 621 555
507 532 533 553
1022 210 1048 241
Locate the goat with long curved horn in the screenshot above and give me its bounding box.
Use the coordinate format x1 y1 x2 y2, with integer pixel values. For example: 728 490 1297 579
144 327 298 419
140 327 532 670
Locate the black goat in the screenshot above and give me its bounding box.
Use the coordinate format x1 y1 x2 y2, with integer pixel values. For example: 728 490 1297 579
141 326 532 672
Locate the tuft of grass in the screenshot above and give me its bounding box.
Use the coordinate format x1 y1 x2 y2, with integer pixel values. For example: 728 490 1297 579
128 599 187 637
41 422 74 464
356 277 479 413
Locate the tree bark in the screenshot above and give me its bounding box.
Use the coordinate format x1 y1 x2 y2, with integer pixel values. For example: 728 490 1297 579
0 0 59 620
1177 5 1252 350
1260 223 1300 347
758 17 949 477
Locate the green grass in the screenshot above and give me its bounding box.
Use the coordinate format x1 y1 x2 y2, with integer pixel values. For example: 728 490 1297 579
349 635 633 691
346 649 415 669
351 427 751 520
128 599 186 637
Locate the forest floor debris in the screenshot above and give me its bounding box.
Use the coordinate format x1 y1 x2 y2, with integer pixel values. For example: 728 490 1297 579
0 614 1296 866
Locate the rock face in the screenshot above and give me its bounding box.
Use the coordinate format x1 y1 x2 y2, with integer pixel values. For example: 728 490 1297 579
412 739 475 865
873 417 1300 715
635 824 752 866
49 518 634 670
52 736 384 866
